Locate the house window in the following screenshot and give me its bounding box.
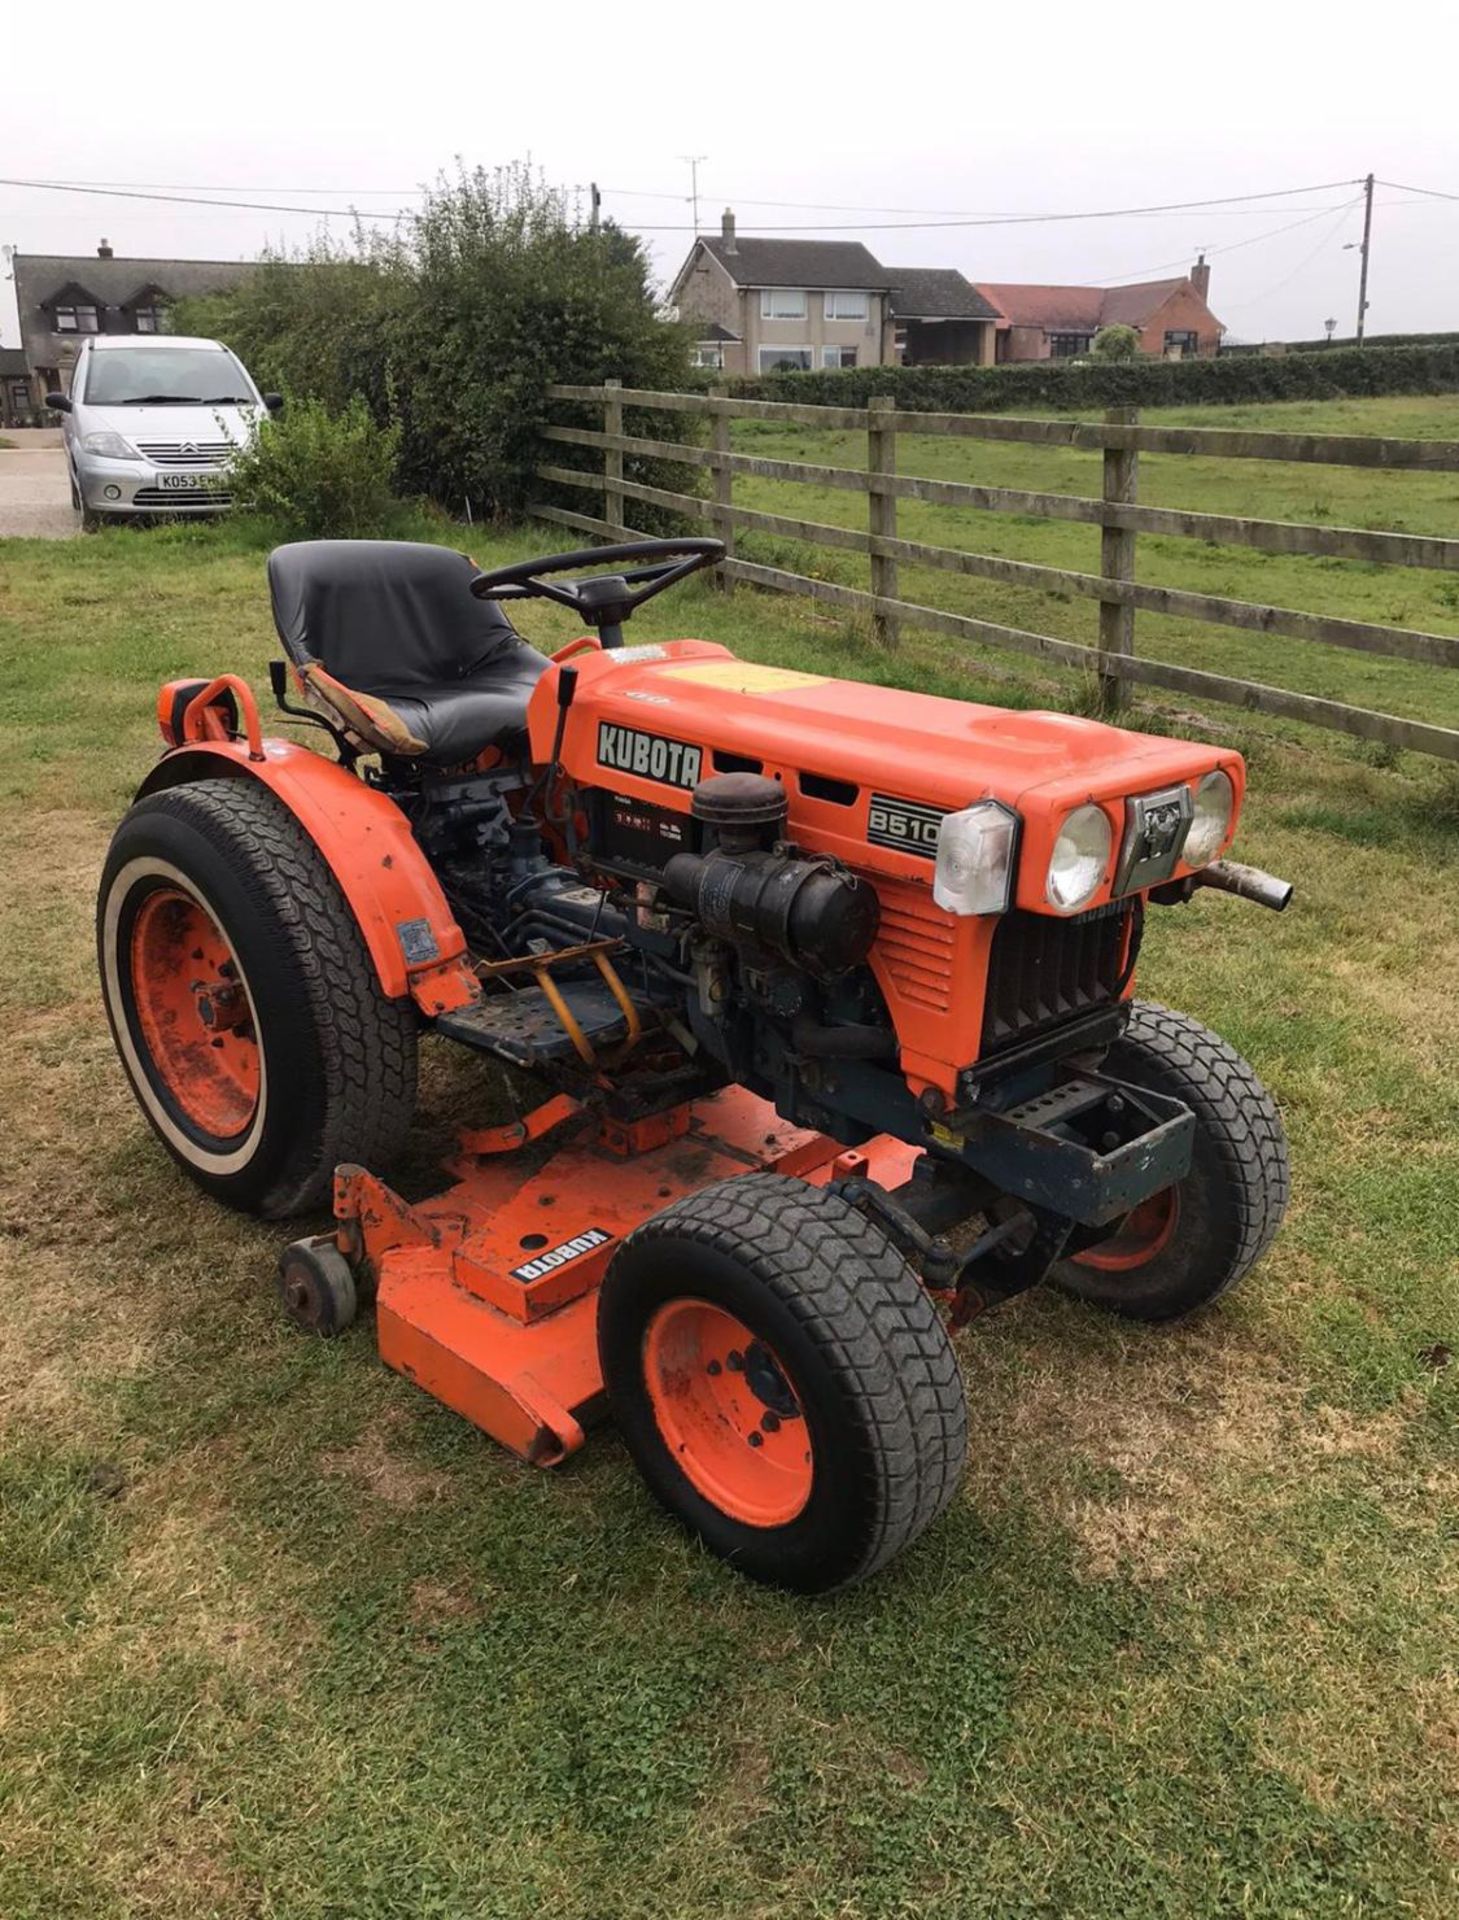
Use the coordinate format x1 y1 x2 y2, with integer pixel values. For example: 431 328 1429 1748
1163 329 1200 359
691 343 725 369
758 346 813 372
1048 332 1092 359
133 306 166 334
54 304 100 334
821 346 858 369
824 291 868 321
760 289 807 320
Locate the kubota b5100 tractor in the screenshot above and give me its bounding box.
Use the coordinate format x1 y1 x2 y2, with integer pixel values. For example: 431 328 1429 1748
99 537 1291 1590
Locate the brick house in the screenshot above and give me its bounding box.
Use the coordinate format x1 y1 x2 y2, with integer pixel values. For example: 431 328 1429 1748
11 241 256 409
976 257 1223 360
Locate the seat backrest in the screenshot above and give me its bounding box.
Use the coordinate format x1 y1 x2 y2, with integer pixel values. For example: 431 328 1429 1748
267 540 520 692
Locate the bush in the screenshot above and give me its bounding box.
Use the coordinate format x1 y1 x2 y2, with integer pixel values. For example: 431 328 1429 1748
174 163 694 521
686 341 1459 412
226 396 402 538
1091 325 1141 361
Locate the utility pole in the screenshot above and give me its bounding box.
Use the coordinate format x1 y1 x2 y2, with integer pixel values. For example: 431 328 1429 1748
1355 171 1374 344
680 155 707 235
589 181 601 232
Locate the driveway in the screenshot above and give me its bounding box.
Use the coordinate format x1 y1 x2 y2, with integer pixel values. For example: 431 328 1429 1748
0 427 76 538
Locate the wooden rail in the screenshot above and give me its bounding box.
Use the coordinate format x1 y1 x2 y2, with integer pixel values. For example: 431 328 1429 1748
534 385 1459 761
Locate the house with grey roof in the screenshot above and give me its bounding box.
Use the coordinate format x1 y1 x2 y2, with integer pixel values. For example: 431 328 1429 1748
670 213 897 373
11 241 257 409
887 269 1000 367
669 213 1001 372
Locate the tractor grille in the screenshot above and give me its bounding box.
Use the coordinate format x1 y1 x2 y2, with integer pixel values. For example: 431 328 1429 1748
877 878 956 1012
980 900 1134 1056
131 487 233 508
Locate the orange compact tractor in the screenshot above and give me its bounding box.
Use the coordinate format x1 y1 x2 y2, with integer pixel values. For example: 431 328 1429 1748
100 537 1291 1590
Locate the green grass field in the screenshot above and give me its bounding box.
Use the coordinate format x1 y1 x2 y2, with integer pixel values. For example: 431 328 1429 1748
2 400 1457 1918
725 391 1459 736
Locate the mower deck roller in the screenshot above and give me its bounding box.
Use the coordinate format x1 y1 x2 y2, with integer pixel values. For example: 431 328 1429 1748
100 534 1292 1590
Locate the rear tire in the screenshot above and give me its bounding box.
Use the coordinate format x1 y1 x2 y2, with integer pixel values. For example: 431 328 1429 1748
1054 1001 1288 1321
98 778 417 1217
599 1174 968 1592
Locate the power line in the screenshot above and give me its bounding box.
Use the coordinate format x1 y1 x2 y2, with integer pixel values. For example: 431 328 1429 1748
1377 178 1459 204
1091 200 1364 285
1217 196 1365 311
600 179 1358 223
0 172 1361 235
0 176 415 219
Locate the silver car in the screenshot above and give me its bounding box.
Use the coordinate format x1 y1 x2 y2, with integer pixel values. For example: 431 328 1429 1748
47 334 281 524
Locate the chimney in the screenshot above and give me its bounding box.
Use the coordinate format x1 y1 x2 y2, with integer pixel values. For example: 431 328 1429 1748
721 208 737 255
1190 251 1210 302
97 238 114 259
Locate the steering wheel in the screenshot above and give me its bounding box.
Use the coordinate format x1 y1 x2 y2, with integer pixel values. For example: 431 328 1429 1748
469 538 724 647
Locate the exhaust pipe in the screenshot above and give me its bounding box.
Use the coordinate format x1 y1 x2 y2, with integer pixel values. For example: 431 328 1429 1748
1193 858 1293 912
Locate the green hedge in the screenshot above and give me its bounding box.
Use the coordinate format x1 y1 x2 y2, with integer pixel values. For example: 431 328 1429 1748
1223 330 1459 355
690 342 1459 413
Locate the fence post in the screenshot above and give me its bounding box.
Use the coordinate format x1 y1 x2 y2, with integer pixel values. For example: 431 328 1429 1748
1098 404 1139 711
710 384 734 591
868 394 899 647
603 378 625 539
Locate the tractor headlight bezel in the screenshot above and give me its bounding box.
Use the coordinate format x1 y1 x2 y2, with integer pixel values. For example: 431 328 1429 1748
1046 803 1114 915
932 800 1019 917
1183 770 1236 869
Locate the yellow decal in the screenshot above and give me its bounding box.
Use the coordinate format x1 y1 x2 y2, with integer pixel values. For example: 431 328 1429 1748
660 662 828 695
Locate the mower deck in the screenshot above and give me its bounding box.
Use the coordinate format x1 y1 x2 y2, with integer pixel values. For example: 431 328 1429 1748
333 1088 919 1468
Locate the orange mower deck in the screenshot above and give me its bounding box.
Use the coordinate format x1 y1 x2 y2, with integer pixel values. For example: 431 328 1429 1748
332 1088 919 1468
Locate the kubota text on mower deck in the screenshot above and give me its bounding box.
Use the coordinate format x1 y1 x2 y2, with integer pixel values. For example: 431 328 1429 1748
98 535 1291 1591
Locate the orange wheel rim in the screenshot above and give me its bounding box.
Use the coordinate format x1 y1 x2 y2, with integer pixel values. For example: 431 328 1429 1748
128 887 260 1141
1073 1186 1179 1273
642 1299 813 1527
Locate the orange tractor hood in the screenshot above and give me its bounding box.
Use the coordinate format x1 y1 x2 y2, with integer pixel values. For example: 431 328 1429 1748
531 639 1245 875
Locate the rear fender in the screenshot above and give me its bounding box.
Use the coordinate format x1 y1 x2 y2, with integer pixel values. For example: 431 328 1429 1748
136 740 479 1016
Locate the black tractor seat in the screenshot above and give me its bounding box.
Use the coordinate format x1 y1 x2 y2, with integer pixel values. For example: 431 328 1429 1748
268 539 549 766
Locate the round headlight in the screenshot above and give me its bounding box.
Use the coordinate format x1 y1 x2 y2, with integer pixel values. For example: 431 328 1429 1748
1047 803 1113 914
1184 770 1234 867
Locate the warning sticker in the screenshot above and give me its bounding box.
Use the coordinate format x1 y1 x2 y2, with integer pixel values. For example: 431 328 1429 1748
659 662 828 694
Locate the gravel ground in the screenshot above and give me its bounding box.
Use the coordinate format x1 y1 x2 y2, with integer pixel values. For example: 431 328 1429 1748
0 429 76 538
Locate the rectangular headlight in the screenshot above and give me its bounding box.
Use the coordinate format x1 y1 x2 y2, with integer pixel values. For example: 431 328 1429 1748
933 802 1019 916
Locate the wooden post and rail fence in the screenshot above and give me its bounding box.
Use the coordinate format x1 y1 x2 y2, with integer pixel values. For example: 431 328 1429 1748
532 379 1459 763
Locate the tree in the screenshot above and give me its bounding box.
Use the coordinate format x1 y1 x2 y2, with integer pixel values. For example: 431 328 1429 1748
1090 324 1142 362
173 164 693 519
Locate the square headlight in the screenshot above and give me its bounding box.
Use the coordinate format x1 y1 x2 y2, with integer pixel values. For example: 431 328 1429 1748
933 801 1019 916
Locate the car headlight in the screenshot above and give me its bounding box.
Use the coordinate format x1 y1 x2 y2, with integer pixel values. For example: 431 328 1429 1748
933 801 1018 916
1183 770 1235 867
80 431 143 460
1046 803 1113 914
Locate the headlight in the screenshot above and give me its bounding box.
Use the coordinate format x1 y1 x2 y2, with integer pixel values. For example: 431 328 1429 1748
80 431 143 460
933 801 1018 916
1184 770 1234 867
1047 803 1113 914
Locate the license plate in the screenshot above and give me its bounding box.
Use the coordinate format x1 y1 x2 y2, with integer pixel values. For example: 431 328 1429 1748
158 471 221 492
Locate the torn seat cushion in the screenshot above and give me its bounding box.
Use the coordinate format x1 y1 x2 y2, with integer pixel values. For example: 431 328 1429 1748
268 539 550 764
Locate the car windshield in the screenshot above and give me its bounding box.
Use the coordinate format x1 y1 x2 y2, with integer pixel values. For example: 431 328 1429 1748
82 346 256 407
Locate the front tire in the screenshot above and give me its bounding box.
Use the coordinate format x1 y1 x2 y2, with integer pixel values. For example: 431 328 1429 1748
1055 1001 1288 1321
98 778 417 1217
599 1174 968 1592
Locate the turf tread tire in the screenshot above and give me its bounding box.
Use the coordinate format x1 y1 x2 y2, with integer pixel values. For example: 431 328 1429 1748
599 1173 968 1591
1055 999 1288 1320
100 778 417 1217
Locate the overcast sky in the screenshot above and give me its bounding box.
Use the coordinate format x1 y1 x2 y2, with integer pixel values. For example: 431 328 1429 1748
4 0 1455 347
